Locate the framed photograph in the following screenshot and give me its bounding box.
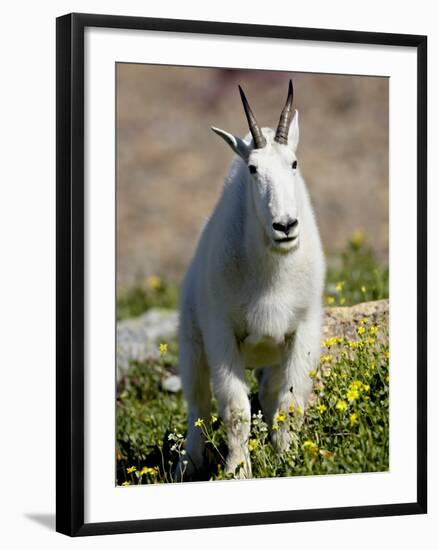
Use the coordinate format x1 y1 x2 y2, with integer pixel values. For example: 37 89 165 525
56 13 427 536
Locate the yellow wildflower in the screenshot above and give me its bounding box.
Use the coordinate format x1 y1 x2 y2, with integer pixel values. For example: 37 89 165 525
140 466 158 476
335 281 345 292
340 297 346 305
363 384 370 393
349 413 359 426
320 355 333 364
126 466 137 474
302 440 318 454
350 229 365 249
159 342 168 356
361 285 366 294
350 380 362 391
336 400 348 412
296 407 304 415
274 412 286 424
348 340 361 350
211 415 218 423
360 317 369 325
308 369 317 379
357 326 366 336
369 325 379 336
248 439 258 452
272 424 279 431
147 275 162 290
322 337 342 348
366 337 376 346
317 404 327 413
288 403 296 413
194 418 204 427
122 481 130 486
326 296 335 305
347 388 359 402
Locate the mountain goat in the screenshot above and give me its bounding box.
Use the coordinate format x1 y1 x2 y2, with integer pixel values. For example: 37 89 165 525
178 80 325 479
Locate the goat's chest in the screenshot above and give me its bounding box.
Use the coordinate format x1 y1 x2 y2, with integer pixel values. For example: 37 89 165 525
245 293 298 339
235 290 304 368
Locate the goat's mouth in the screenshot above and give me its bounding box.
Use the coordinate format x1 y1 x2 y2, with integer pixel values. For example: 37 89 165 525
270 234 299 254
274 235 297 244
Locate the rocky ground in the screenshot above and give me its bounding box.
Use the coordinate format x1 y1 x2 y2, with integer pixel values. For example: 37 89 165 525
117 299 388 386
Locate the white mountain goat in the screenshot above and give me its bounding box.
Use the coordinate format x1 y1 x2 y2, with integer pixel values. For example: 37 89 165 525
177 81 325 479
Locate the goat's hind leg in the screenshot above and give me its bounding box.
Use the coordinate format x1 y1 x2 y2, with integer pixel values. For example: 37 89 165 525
178 334 211 480
262 313 321 453
257 365 296 452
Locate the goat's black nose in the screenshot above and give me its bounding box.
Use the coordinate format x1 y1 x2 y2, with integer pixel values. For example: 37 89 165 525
272 219 298 235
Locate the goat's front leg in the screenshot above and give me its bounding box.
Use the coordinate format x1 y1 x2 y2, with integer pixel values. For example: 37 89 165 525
260 312 322 452
204 321 251 478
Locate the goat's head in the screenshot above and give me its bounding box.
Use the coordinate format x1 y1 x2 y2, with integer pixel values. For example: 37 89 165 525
212 80 301 253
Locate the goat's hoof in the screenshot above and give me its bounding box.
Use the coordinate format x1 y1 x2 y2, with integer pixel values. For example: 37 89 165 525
271 429 294 453
225 458 252 479
174 453 203 482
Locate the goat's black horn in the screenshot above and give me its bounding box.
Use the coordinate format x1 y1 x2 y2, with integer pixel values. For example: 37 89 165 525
274 79 294 145
238 85 267 149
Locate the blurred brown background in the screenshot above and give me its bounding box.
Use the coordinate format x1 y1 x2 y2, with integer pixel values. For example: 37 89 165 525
117 64 388 288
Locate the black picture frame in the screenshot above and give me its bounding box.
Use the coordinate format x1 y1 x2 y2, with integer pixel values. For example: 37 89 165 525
56 12 427 537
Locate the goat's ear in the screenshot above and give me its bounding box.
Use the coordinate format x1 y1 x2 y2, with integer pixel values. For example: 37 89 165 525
288 110 299 151
211 127 250 161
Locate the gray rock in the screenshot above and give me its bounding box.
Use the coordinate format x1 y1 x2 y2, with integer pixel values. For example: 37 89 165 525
162 374 182 393
117 308 178 380
323 299 388 344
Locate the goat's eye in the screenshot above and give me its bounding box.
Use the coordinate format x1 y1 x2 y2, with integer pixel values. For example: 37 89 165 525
292 160 298 170
249 165 257 174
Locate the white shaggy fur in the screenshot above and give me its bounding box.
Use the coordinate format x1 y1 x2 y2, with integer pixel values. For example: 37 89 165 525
177 102 325 479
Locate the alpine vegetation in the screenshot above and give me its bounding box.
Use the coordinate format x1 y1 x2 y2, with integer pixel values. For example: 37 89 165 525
177 81 325 479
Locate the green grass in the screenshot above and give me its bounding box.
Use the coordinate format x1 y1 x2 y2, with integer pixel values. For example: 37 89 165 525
117 277 179 321
325 230 388 307
116 234 389 485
